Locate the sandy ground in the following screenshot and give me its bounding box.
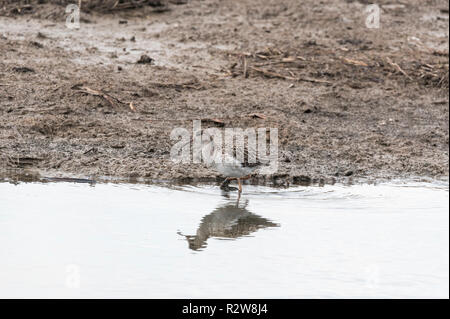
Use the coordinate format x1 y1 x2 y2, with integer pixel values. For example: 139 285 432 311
0 0 448 185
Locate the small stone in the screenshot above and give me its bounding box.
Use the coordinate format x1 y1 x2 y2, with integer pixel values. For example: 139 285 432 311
136 55 154 64
29 41 43 48
13 66 35 73
293 175 312 184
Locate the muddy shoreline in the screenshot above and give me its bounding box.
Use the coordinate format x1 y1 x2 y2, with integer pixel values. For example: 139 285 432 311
0 0 449 184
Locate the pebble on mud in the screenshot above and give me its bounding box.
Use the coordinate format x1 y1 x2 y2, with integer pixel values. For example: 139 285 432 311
12 66 35 73
344 170 354 177
136 55 154 64
29 41 43 48
292 175 312 185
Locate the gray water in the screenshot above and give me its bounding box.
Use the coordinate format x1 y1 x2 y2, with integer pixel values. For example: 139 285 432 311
0 180 448 298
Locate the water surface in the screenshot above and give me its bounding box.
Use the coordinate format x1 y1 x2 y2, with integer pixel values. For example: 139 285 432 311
0 180 448 298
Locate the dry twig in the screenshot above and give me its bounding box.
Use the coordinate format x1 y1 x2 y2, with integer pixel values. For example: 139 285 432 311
71 84 136 111
342 57 368 67
386 57 412 80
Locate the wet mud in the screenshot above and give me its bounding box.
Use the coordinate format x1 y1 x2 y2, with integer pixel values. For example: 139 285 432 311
0 0 448 184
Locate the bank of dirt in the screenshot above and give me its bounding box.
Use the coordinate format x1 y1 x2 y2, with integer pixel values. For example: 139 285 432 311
0 0 448 185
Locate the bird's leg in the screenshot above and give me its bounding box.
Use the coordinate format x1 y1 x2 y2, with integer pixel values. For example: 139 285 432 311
237 178 242 193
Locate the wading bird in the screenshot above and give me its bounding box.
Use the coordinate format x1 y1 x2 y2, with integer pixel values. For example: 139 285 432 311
175 128 270 194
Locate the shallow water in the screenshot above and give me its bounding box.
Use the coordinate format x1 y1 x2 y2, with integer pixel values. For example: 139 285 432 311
0 180 448 298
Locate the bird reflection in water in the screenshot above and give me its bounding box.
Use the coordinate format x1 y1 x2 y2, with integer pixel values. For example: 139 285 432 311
179 193 279 251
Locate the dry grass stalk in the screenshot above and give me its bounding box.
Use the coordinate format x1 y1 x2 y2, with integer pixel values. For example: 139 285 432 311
386 57 412 80
71 84 136 111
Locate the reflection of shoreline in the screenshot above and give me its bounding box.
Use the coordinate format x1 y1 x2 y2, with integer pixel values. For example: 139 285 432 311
181 199 279 251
